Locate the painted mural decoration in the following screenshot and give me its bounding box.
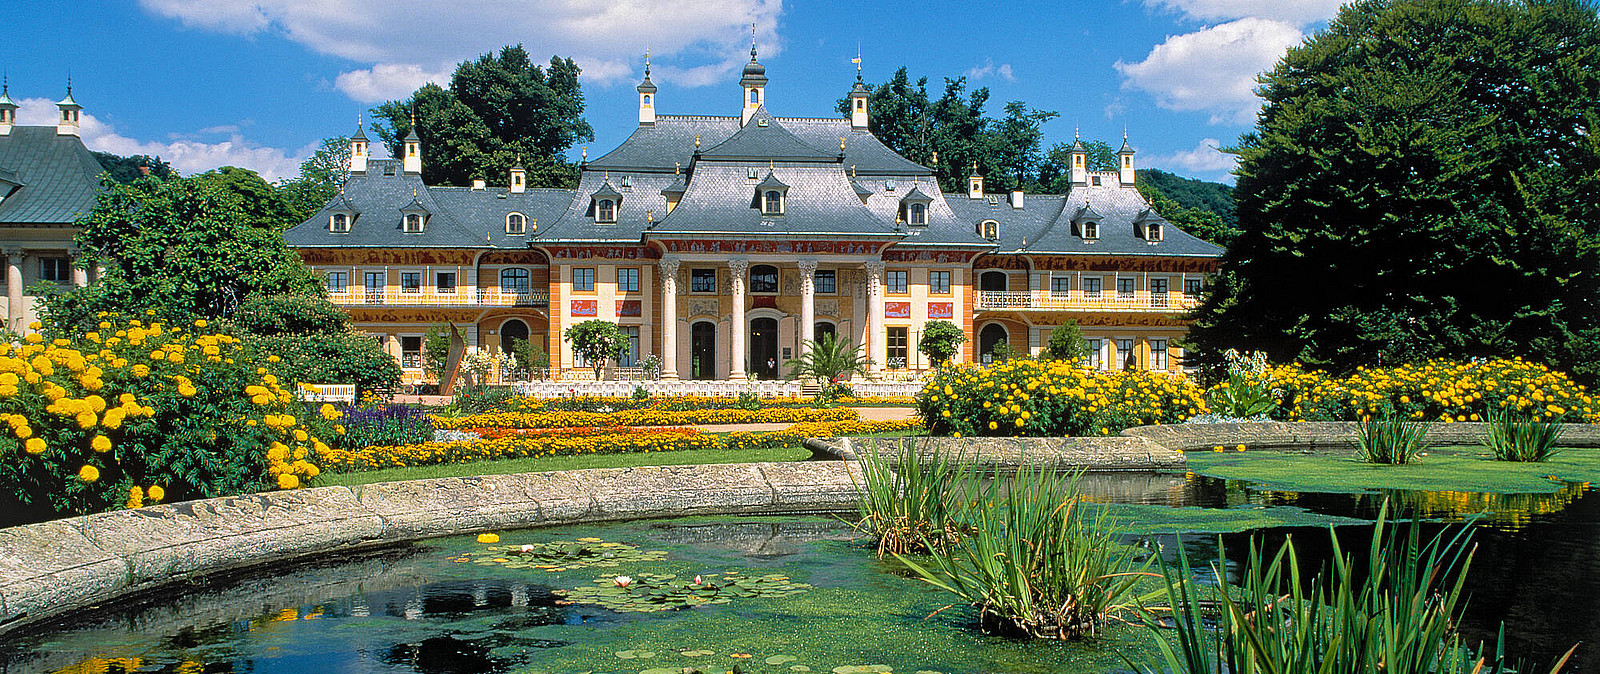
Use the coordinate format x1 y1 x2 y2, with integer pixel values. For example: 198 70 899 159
885 302 912 319
928 302 954 319
616 300 642 317
299 249 478 266
571 300 598 317
657 239 887 255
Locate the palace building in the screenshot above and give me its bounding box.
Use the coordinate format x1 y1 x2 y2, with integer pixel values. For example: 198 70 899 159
284 50 1222 381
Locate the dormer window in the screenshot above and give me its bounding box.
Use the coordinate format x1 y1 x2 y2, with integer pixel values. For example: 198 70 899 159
589 180 623 223
885 179 897 192
506 213 527 235
597 199 616 223
620 175 632 189
1092 176 1102 186
978 219 999 240
1083 220 1099 239
747 167 759 180
329 213 349 233
908 203 927 225
899 184 933 227
754 171 789 216
404 213 424 233
763 190 784 215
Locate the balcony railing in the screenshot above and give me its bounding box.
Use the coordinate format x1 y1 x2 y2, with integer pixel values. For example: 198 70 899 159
328 288 549 307
975 290 1200 313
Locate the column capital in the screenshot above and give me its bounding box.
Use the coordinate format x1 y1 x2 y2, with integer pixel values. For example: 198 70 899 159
864 259 885 277
2 248 24 261
727 257 749 277
657 256 681 280
796 258 819 276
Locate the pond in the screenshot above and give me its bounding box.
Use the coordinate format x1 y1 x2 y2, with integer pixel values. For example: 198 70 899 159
3 471 1596 674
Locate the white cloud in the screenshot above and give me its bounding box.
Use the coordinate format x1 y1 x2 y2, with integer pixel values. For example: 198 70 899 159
15 98 308 181
1145 137 1238 176
1114 18 1303 125
964 59 1015 82
1142 0 1344 26
140 0 787 99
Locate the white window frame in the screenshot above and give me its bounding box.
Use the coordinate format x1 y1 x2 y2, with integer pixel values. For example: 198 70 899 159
506 212 527 235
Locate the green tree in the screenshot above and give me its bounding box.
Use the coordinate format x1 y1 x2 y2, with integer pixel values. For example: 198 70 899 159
1043 321 1089 363
372 45 593 188
1137 184 1240 247
1038 140 1117 193
92 151 175 183
563 319 627 380
190 166 302 231
226 293 401 395
279 137 350 221
917 320 968 369
786 333 873 388
40 175 321 330
1189 0 1600 381
1137 168 1236 225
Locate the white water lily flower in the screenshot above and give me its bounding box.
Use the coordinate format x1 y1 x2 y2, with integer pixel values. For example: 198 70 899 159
614 575 633 588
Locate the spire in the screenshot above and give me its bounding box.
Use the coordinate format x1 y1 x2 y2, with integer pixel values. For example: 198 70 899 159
0 73 15 107
848 51 870 130
637 50 657 126
351 112 368 141
56 77 82 137
349 112 370 174
751 22 758 61
402 111 422 174
403 111 420 142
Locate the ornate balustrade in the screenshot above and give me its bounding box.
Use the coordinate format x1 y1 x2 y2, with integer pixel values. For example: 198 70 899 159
974 290 1199 313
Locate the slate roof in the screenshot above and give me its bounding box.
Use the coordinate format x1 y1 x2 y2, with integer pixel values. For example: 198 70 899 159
944 181 1223 257
701 107 838 161
0 126 105 226
649 164 897 238
585 115 927 175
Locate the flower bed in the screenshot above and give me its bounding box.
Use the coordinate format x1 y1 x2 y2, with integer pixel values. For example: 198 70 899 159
0 316 325 523
494 395 915 414
432 406 859 430
314 419 923 473
918 361 1208 437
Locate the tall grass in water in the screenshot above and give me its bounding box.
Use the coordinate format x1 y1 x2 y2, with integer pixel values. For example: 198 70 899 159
897 464 1153 639
1139 504 1577 674
853 439 976 557
1356 413 1431 464
1485 408 1565 462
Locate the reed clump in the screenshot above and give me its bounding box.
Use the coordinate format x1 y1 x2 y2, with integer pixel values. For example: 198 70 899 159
1356 413 1432 464
1484 408 1564 462
852 439 976 558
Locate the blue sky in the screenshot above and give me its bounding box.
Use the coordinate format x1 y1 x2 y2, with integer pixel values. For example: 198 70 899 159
3 0 1343 184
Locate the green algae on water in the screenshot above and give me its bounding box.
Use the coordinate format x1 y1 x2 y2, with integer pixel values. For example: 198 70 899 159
1185 446 1600 494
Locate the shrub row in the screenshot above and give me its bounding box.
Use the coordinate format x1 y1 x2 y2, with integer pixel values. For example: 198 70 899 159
917 360 1208 437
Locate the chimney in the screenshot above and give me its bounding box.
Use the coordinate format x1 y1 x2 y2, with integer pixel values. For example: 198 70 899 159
471 179 486 191
1011 189 1024 209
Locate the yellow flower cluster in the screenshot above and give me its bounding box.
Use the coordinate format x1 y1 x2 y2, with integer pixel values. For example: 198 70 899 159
919 360 1209 437
499 395 915 414
1 314 326 520
1232 357 1597 423
432 406 858 430
314 418 921 473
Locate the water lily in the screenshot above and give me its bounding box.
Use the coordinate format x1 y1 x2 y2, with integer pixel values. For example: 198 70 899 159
519 544 536 553
613 575 633 588
692 575 703 586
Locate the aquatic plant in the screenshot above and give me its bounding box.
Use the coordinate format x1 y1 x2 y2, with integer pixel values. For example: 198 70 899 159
898 464 1154 639
1138 505 1577 674
555 571 810 612
1485 408 1565 462
1356 413 1431 464
853 438 976 557
459 537 668 571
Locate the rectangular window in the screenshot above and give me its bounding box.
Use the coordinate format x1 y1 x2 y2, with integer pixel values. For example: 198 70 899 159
691 268 717 293
364 271 385 303
617 267 640 293
814 269 836 294
572 268 596 292
326 271 348 293
1050 276 1071 295
928 270 951 295
1185 278 1203 296
400 272 421 293
40 258 70 283
618 326 640 367
1151 339 1168 370
436 272 456 294
886 327 909 369
1086 339 1103 370
400 335 423 369
1117 278 1135 299
1149 277 1169 307
1082 277 1102 298
886 270 909 294
1116 338 1136 370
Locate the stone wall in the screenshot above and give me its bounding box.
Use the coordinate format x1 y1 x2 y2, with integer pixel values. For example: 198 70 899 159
805 435 1184 471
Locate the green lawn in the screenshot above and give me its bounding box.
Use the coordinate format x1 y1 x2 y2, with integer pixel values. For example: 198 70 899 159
316 445 814 488
1185 445 1600 494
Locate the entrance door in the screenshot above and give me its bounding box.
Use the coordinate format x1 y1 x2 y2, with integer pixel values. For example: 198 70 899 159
500 319 529 353
364 271 385 304
979 323 1008 364
691 322 716 380
751 317 779 379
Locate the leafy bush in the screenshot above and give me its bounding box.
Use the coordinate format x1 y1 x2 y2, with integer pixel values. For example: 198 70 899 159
0 316 325 525
1206 349 1279 418
1043 321 1088 363
1484 408 1564 462
1355 413 1431 464
918 360 1208 437
450 385 518 414
245 331 401 395
917 320 967 368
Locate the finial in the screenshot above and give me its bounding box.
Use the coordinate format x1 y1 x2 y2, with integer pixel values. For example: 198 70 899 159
604 170 610 182
839 137 846 152
3 72 9 96
644 50 651 77
931 150 938 165
751 22 758 61
854 44 863 82
675 160 681 175
851 164 856 178
769 159 774 170
694 134 701 149
582 146 588 161
412 188 418 197
1075 125 1080 141
66 72 71 96
647 210 654 224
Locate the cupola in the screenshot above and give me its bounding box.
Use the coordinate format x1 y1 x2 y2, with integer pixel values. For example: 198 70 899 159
0 77 16 136
400 189 429 233
739 24 768 125
637 52 658 126
1069 132 1088 186
1117 133 1136 186
754 170 788 215
57 80 82 137
848 64 869 130
349 117 369 174
402 114 422 175
509 158 526 194
967 162 984 199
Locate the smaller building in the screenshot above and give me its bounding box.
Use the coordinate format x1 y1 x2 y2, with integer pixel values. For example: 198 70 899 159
0 82 103 329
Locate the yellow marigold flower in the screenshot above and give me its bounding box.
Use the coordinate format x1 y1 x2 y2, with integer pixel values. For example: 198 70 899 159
76 411 97 429
91 435 112 452
78 464 100 483
127 486 144 509
24 437 45 454
147 485 165 502
194 319 208 328
267 355 280 363
277 473 299 489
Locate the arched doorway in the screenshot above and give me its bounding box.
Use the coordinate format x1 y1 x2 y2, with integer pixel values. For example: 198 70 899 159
751 317 779 379
500 318 529 353
691 321 716 380
980 271 1009 291
979 323 1009 364
814 321 836 346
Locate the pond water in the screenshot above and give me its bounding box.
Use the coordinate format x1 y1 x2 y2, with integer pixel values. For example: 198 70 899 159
3 472 1596 674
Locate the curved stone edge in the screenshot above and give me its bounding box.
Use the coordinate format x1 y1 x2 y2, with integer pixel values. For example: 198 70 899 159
804 435 1183 471
0 460 863 637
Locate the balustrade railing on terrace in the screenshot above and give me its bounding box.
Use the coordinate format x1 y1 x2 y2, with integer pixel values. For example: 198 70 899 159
974 290 1200 312
327 288 549 307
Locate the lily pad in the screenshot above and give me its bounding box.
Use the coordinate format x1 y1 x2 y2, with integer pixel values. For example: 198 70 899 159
616 650 656 659
791 667 812 673
833 666 893 674
463 539 669 572
554 572 812 613
767 655 799 665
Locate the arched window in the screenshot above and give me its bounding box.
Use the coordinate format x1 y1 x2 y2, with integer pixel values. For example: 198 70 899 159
855 99 865 112
980 271 1009 292
500 268 530 294
749 89 760 105
1082 221 1099 239
642 94 652 106
1146 222 1162 241
979 324 1009 364
908 203 927 225
506 213 526 234
978 219 999 240
750 265 779 294
330 213 348 232
597 199 616 223
763 190 783 215
403 214 423 233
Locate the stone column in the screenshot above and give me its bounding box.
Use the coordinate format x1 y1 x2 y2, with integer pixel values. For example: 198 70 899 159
658 257 681 380
68 248 89 287
797 258 817 355
4 249 22 330
728 258 749 380
865 260 885 375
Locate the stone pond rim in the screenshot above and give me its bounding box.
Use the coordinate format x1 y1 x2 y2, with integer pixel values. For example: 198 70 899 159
3 422 1598 637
